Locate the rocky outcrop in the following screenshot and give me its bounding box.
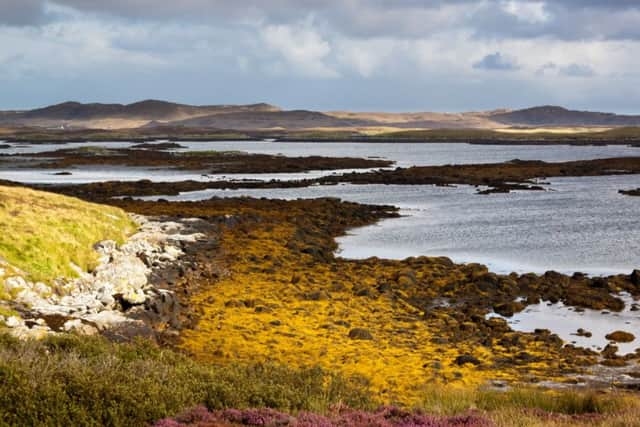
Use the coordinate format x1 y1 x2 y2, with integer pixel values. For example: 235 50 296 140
0 214 213 340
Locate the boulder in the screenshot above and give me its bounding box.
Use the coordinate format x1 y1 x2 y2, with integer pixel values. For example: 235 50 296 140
63 319 98 335
348 328 373 340
454 354 481 366
605 331 635 343
4 315 24 328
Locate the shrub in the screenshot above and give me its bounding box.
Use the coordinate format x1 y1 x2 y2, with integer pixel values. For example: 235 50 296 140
0 334 372 426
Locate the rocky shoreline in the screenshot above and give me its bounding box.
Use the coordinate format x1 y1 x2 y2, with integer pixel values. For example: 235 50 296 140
0 214 220 343
1 145 392 173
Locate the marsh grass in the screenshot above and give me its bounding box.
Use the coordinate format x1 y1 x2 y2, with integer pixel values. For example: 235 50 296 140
0 186 136 283
415 384 625 416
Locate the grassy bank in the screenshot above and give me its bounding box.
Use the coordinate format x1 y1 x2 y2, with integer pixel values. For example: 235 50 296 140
0 186 136 283
0 333 636 427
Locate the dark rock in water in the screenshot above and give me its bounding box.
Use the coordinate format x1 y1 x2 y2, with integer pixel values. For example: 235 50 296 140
0 144 10 149
619 188 640 197
131 142 186 150
575 328 592 338
53 171 72 176
348 328 373 340
605 330 635 343
493 301 525 317
454 354 481 366
630 269 640 286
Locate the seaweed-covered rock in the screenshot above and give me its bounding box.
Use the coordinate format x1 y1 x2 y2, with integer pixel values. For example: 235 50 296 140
348 328 373 340
605 331 635 343
454 354 481 366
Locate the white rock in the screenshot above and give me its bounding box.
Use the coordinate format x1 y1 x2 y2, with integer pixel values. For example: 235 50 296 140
4 276 27 291
83 311 130 330
5 316 24 328
98 292 116 308
94 240 117 255
63 319 98 335
5 215 199 340
33 282 51 295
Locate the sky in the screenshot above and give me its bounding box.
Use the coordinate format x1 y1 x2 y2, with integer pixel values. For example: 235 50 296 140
1 0 640 112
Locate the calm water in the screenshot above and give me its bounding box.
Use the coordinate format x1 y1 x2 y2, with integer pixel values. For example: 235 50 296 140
167 141 640 167
4 140 640 168
488 293 640 354
140 174 640 276
0 166 371 184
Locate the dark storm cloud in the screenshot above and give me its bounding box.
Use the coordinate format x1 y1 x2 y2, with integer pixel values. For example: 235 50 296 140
2 1 640 40
470 1 640 41
0 0 47 26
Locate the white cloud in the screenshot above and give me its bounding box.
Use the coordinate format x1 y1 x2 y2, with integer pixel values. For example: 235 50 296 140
501 1 551 24
261 21 339 78
335 38 401 77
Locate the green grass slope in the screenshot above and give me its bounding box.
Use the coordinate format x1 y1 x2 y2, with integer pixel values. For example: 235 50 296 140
0 186 136 283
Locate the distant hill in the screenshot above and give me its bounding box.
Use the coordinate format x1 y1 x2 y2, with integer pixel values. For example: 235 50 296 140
490 106 640 127
1 101 639 130
0 100 280 129
171 110 374 129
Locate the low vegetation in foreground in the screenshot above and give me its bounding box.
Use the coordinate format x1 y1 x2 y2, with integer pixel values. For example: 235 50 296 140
0 185 136 284
0 333 638 427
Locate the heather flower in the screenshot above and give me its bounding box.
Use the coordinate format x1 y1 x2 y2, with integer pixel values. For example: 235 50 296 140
154 406 494 427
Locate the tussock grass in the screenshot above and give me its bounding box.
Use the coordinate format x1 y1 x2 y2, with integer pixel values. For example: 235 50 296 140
0 186 136 283
415 384 625 416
